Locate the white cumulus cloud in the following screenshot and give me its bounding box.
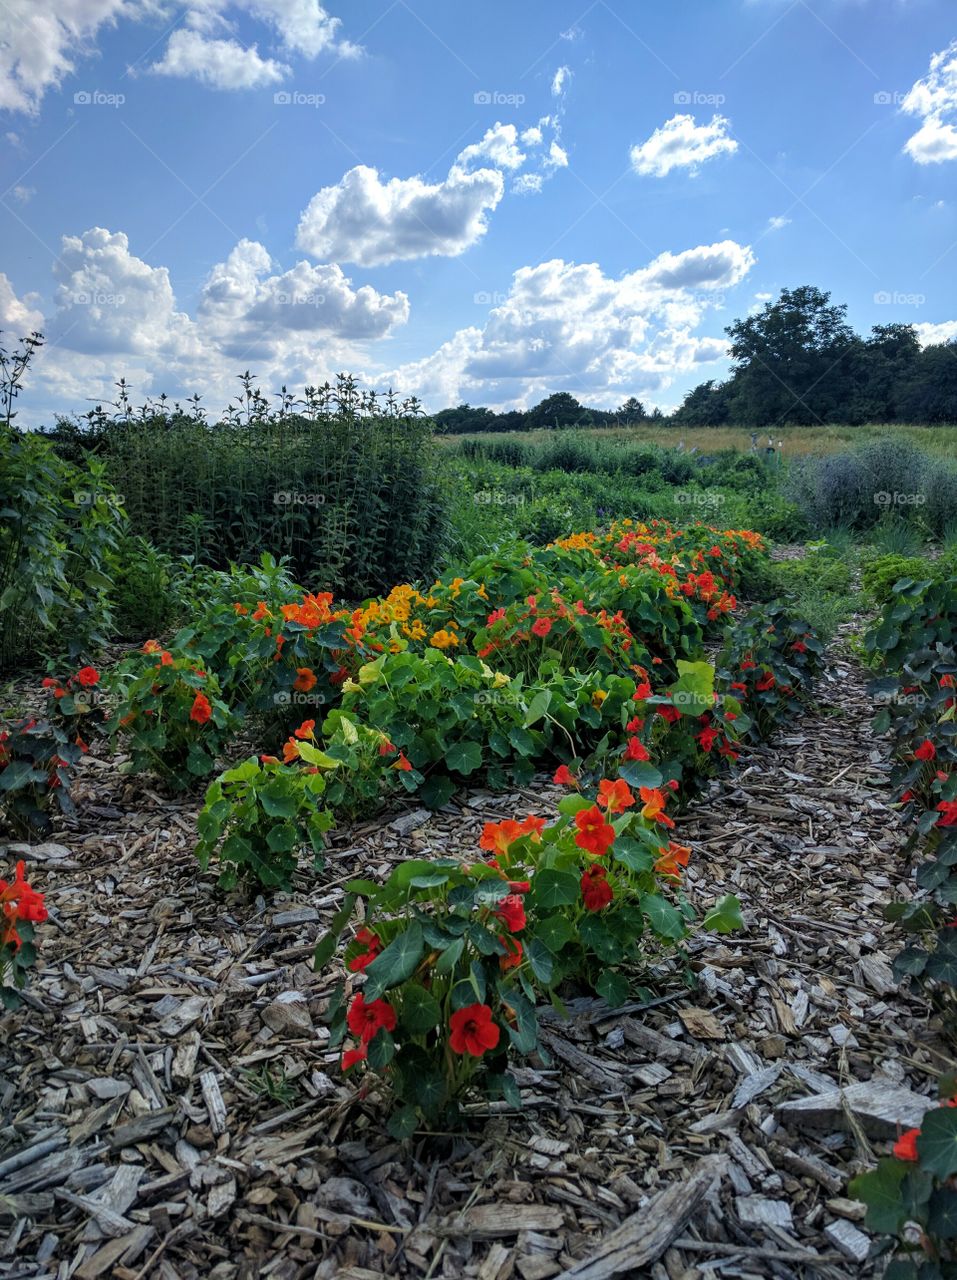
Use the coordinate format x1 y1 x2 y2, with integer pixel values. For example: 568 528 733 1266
378 240 755 410
902 41 957 164
915 320 957 346
150 29 288 89
630 113 738 178
296 122 567 267
0 1 358 113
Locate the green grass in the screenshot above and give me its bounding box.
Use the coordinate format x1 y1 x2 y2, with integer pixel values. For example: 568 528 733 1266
439 423 957 459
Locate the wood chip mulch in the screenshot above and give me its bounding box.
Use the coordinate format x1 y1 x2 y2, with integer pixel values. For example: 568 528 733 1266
1 622 950 1280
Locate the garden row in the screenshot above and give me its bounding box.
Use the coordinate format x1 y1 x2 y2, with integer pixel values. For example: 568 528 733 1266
848 568 957 1275
2 518 827 1129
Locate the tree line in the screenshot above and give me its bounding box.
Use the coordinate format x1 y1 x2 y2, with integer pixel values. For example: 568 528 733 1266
432 286 957 432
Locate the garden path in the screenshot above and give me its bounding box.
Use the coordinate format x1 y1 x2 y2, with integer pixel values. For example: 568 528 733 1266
0 624 946 1280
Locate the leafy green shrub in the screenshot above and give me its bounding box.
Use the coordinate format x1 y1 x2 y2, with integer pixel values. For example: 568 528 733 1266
109 534 180 639
106 643 240 791
196 748 336 890
0 431 125 670
863 554 933 606
316 792 742 1132
924 465 957 538
63 375 447 600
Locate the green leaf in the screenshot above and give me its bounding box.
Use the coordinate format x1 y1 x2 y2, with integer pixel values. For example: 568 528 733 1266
524 690 551 727
618 761 662 790
526 938 554 985
386 1105 418 1140
918 1108 957 1178
400 983 441 1035
532 869 580 910
596 969 630 1008
703 894 744 935
367 1028 395 1069
928 1186 957 1239
313 894 356 970
420 773 456 809
362 922 425 1001
849 1159 910 1234
446 740 483 775
435 937 465 975
536 913 575 953
642 894 686 941
613 837 655 873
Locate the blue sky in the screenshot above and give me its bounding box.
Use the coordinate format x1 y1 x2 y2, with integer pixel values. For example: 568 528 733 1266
1 0 956 424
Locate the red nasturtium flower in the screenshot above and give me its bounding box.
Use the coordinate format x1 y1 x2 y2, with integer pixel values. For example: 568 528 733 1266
393 752 413 772
624 736 649 762
378 740 396 756
697 726 720 752
189 693 212 725
346 993 397 1042
893 1128 920 1162
633 681 652 700
597 778 635 814
531 616 553 638
449 1003 500 1057
499 936 523 971
293 667 317 693
341 1045 367 1071
755 672 776 692
915 739 937 762
494 894 527 933
937 801 957 827
574 805 616 857
581 863 613 911
348 927 382 973
76 666 100 687
0 861 48 952
553 764 578 786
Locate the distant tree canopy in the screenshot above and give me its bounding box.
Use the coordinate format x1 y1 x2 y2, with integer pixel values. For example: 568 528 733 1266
430 286 957 432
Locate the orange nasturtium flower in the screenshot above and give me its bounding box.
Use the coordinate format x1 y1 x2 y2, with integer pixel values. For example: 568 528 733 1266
293 667 317 693
655 841 691 879
639 787 674 829
293 720 316 740
597 778 635 814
